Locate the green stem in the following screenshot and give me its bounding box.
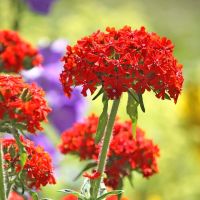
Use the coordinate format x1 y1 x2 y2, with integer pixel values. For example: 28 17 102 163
91 98 120 200
0 139 7 200
11 0 24 31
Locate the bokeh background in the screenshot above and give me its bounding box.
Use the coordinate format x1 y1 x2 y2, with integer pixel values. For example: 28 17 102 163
1 0 200 199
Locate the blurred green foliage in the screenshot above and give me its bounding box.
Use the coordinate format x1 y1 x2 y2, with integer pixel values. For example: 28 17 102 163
1 0 200 199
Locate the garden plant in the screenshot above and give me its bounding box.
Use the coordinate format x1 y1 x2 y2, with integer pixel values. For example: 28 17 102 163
0 25 183 200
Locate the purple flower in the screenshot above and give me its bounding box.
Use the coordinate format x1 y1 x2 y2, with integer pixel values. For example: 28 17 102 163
25 0 56 15
22 39 87 157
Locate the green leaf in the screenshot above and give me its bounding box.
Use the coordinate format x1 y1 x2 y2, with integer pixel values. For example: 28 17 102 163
97 190 124 200
127 89 139 103
20 152 27 167
13 131 27 168
92 87 104 100
74 162 97 181
127 173 134 188
126 93 139 135
58 189 85 199
137 94 145 112
95 96 108 144
15 123 26 131
30 191 39 200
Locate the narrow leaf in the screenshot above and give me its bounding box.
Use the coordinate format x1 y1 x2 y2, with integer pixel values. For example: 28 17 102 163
92 87 104 100
13 131 27 168
97 190 124 200
95 98 108 144
58 189 85 199
20 152 27 167
74 162 97 181
126 93 139 135
127 173 134 188
137 94 145 112
128 89 139 103
30 191 39 200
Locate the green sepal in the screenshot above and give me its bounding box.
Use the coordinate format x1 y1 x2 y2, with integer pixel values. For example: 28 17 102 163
20 88 29 100
0 92 4 101
74 161 97 181
58 189 85 199
137 94 145 112
95 95 108 144
126 93 139 135
23 56 33 70
97 190 124 200
30 191 39 200
164 93 171 100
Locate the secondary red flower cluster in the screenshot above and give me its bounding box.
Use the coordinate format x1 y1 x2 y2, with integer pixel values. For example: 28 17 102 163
0 74 51 133
0 30 42 73
59 115 159 189
62 194 128 200
8 192 24 200
60 26 183 103
2 136 56 190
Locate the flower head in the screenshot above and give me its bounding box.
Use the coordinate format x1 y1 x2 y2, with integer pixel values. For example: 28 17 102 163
60 26 183 103
59 115 159 189
2 136 56 190
0 30 42 73
0 74 51 134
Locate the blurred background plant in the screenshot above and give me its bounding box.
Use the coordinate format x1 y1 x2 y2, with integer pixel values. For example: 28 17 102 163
0 0 200 199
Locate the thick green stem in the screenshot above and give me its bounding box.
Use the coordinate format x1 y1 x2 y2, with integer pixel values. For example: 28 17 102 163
0 140 6 200
91 98 120 199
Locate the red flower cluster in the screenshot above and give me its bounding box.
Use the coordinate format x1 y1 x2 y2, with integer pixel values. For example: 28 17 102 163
0 30 42 73
8 192 24 200
2 136 56 190
59 115 159 189
0 74 51 133
60 26 183 103
62 194 128 200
